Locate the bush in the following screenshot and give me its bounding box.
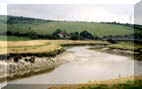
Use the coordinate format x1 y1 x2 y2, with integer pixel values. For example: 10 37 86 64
80 30 94 40
52 29 62 39
70 32 80 40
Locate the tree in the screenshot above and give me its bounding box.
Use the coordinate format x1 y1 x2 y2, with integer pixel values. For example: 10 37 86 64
52 29 62 39
80 30 94 40
70 32 80 40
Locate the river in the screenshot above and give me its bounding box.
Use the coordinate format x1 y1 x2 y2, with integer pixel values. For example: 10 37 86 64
2 46 142 88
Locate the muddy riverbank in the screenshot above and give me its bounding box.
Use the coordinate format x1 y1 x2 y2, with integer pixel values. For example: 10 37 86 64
89 43 142 61
8 46 142 85
0 40 109 83
0 47 65 83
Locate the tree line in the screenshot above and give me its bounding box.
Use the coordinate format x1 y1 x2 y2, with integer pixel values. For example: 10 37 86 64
3 28 95 40
1 28 142 42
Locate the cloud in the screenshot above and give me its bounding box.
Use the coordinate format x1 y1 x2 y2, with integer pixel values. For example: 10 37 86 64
0 4 7 15
135 0 142 25
1 0 141 4
8 4 134 23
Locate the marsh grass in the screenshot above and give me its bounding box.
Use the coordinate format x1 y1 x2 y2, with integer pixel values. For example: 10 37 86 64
79 80 142 89
48 79 142 89
0 40 108 55
108 41 135 51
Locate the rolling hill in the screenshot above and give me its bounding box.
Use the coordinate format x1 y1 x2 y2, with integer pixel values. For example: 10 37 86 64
0 15 141 41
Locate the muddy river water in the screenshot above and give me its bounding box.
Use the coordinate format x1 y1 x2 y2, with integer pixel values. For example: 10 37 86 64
3 46 142 86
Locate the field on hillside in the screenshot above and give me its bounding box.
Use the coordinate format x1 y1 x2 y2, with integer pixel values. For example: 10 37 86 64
0 35 32 41
0 16 136 39
7 22 134 37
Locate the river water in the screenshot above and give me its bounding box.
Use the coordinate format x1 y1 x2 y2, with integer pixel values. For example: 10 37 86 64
6 46 142 85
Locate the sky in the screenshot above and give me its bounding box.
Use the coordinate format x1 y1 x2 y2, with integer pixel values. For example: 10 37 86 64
135 1 142 25
0 0 141 24
0 0 140 4
7 4 134 23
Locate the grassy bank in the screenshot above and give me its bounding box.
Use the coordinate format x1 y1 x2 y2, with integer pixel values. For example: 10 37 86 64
48 76 142 89
80 81 142 89
89 41 142 60
0 40 109 56
48 80 142 89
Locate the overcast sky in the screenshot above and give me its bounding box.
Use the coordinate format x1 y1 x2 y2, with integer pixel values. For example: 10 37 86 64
0 0 140 4
7 4 134 23
135 0 142 25
0 0 141 24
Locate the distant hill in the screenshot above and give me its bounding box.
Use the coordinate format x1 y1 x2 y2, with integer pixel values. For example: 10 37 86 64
0 15 141 41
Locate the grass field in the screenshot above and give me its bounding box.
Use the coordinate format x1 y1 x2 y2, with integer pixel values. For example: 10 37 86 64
0 35 32 41
7 22 134 37
0 15 135 39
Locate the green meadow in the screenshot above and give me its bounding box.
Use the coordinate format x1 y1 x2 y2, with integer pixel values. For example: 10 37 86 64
0 15 136 41
7 21 134 37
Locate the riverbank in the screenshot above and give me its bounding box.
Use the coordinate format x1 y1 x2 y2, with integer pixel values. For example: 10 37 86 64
48 76 142 89
0 49 65 83
0 40 142 86
7 46 141 84
2 76 142 89
89 41 142 60
0 40 109 83
0 40 109 55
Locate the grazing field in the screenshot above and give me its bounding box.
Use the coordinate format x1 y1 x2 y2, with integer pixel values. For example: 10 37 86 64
0 36 32 41
0 15 135 39
7 22 133 37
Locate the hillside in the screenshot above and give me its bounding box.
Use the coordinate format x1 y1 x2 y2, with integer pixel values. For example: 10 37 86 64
0 15 141 41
